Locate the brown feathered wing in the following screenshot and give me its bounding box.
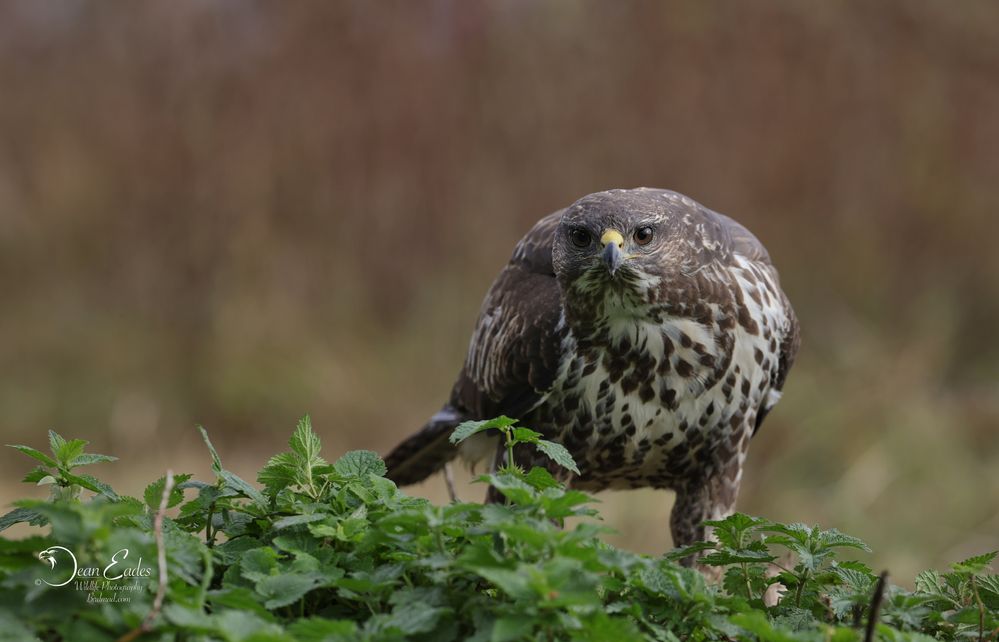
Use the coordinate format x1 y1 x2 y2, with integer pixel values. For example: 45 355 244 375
384 212 566 485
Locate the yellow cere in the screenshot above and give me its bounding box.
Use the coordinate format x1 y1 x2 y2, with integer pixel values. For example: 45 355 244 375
600 229 625 247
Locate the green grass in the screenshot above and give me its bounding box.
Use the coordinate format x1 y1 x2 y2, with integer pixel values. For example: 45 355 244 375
0 418 996 642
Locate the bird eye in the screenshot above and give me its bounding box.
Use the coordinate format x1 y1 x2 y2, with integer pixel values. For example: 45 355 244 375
634 225 655 246
569 228 591 248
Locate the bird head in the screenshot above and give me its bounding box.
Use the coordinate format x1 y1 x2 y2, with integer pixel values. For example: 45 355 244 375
553 188 696 309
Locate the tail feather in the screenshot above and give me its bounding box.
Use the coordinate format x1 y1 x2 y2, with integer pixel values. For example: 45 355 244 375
384 407 464 486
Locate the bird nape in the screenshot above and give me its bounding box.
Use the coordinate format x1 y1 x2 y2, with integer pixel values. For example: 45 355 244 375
383 187 799 560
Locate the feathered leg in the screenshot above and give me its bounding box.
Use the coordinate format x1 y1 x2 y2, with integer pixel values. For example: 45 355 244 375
670 453 744 575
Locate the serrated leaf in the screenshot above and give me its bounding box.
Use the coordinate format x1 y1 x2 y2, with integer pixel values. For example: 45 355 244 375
143 474 192 510
952 551 997 575
977 574 999 609
272 513 328 530
535 439 580 474
48 430 66 459
667 541 717 561
68 453 118 467
63 472 118 500
240 547 280 582
386 601 448 635
258 452 298 490
257 572 324 609
0 507 43 532
523 466 561 490
700 549 776 566
473 567 534 600
55 438 88 466
290 415 323 463
21 466 50 483
333 450 387 478
198 425 223 475
820 528 871 552
220 470 267 506
7 444 57 467
705 513 766 548
449 416 518 444
485 472 536 505
511 427 542 443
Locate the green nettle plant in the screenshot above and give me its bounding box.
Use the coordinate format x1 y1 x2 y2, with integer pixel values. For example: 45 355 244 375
0 418 996 642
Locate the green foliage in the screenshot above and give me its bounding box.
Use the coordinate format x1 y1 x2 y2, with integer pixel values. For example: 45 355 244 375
0 418 995 641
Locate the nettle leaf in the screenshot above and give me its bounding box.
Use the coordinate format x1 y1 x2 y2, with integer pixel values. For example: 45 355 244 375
220 470 267 506
819 529 871 552
704 513 766 549
473 567 535 600
523 466 561 490
0 507 44 532
763 522 812 544
258 452 298 491
449 416 518 444
143 474 192 510
333 450 387 478
952 551 997 575
68 453 118 467
198 425 224 475
386 601 450 635
240 547 280 582
21 466 50 484
7 444 57 468
485 472 536 505
535 439 580 475
257 572 325 609
54 438 88 466
290 415 324 464
700 548 776 566
667 541 717 561
272 513 327 530
833 565 876 592
48 430 67 459
542 489 596 519
62 472 118 500
511 427 542 444
977 575 999 609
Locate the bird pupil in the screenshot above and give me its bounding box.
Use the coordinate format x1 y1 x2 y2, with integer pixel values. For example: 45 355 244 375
571 229 590 247
635 226 653 244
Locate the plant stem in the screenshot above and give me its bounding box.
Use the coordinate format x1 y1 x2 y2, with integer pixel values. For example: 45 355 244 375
971 576 986 642
795 570 809 608
504 427 516 471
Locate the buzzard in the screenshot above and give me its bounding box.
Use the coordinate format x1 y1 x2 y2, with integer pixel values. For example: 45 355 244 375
384 188 799 551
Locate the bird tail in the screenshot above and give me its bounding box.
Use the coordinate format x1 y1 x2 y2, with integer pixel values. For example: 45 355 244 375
384 406 464 486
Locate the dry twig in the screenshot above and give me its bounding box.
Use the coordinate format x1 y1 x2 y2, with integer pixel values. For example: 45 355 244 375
864 571 889 642
116 470 174 642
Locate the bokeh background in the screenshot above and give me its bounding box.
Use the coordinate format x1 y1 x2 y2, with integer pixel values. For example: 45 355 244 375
1 1 997 583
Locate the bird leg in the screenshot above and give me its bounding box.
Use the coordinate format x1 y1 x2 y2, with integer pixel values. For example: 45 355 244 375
670 461 742 578
443 462 459 502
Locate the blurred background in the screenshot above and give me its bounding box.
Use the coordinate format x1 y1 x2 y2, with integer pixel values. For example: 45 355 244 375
1 1 997 583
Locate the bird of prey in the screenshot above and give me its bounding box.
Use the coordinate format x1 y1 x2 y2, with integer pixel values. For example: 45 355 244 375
384 188 799 552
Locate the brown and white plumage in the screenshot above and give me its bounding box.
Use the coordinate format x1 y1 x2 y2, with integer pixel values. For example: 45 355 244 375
384 188 799 551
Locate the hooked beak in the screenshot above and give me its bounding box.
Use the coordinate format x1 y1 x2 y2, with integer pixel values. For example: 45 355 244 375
600 229 625 276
